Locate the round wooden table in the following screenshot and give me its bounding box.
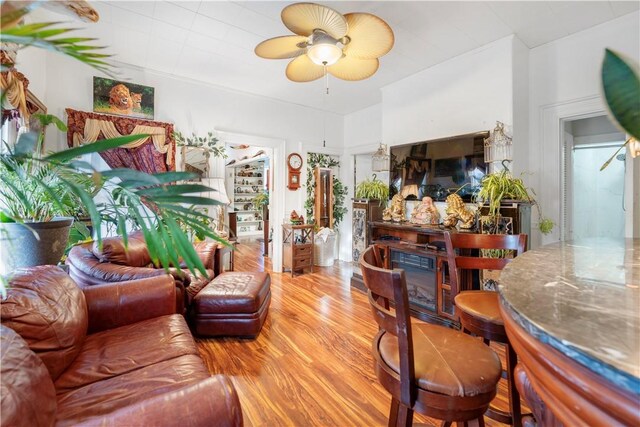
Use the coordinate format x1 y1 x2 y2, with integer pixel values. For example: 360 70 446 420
498 238 639 426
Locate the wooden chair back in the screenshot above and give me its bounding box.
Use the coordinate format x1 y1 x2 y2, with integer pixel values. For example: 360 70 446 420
444 232 527 296
359 244 416 407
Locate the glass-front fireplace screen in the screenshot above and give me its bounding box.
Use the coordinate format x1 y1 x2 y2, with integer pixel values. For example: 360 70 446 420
391 250 437 313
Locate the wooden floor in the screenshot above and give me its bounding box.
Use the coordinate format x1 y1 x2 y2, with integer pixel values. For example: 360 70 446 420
196 241 519 427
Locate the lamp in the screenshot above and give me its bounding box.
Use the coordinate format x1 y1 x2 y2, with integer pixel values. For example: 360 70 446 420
307 31 342 66
484 121 512 163
400 184 419 199
372 143 390 172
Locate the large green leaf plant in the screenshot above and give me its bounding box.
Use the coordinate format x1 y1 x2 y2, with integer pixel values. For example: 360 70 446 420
600 49 640 170
0 2 226 296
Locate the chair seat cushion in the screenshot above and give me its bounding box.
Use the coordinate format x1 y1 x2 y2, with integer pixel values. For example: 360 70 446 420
54 314 199 393
378 322 501 397
454 291 503 326
193 272 270 315
55 354 210 426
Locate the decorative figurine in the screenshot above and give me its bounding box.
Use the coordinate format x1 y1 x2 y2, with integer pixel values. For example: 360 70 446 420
410 197 440 225
443 194 475 229
383 194 406 222
382 207 392 221
290 210 303 225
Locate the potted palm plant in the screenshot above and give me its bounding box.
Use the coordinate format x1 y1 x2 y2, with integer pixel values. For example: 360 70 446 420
0 4 226 284
252 191 269 222
0 114 96 271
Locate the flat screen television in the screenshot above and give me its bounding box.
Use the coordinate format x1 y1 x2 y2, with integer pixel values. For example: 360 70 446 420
389 131 489 202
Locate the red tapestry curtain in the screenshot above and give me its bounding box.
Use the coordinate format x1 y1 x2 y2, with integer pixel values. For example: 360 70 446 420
65 108 176 173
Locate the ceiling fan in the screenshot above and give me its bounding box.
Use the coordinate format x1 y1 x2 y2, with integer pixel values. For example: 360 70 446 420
255 2 394 83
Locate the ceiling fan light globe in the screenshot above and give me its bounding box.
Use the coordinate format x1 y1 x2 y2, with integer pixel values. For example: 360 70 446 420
307 43 342 66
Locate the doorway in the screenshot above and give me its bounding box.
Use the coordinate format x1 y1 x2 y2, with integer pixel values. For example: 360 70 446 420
562 115 628 240
217 131 285 272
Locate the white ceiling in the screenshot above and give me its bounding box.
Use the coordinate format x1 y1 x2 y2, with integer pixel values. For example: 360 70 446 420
35 1 639 115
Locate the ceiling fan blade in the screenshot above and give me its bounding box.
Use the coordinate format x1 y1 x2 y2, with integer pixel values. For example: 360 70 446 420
281 2 348 39
255 35 308 59
42 0 100 23
343 13 394 59
328 56 379 81
286 55 326 82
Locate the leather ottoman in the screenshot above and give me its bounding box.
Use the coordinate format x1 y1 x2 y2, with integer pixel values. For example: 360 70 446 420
190 272 271 337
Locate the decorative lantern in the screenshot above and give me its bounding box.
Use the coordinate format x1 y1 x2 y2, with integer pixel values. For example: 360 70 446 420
372 143 390 172
484 121 512 164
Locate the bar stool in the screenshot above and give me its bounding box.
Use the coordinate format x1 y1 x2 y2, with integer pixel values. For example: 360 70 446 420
360 245 502 427
444 232 527 427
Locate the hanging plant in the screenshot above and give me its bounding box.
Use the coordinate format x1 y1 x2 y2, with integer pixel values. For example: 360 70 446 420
304 153 348 228
174 131 227 159
474 165 554 235
355 174 389 206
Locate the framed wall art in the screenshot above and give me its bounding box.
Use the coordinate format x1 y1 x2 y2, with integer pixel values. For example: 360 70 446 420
93 76 154 119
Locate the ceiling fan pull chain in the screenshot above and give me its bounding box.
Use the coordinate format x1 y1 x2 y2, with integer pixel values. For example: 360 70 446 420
324 65 330 95
323 84 327 148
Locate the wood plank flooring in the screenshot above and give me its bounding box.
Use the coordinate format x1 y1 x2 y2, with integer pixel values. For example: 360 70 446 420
196 241 519 427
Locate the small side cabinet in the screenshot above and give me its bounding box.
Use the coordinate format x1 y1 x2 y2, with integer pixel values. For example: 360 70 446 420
282 224 315 277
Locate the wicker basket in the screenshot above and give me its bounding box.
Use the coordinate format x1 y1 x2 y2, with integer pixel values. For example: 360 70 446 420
314 233 336 266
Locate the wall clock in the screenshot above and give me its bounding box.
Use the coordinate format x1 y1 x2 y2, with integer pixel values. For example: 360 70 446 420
287 152 303 190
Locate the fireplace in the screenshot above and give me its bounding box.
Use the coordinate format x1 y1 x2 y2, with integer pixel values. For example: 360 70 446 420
390 250 437 313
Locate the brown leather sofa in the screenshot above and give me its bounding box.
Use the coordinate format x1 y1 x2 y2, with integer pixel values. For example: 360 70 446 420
1 265 243 427
66 233 271 338
66 232 221 314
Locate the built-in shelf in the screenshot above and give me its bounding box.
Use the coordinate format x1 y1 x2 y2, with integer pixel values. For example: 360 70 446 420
229 159 266 237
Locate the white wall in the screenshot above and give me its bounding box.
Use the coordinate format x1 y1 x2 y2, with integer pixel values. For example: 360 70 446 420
529 11 640 246
344 103 382 147
511 36 530 177
14 48 47 100
381 36 514 147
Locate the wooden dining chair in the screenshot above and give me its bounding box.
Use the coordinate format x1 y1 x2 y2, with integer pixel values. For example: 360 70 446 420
444 232 527 427
360 245 502 427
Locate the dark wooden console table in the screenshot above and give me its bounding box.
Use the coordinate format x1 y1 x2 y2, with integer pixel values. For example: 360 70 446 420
352 221 476 327
498 239 639 425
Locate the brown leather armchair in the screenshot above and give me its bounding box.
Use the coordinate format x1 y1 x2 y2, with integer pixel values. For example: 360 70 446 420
66 232 221 314
1 265 243 427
